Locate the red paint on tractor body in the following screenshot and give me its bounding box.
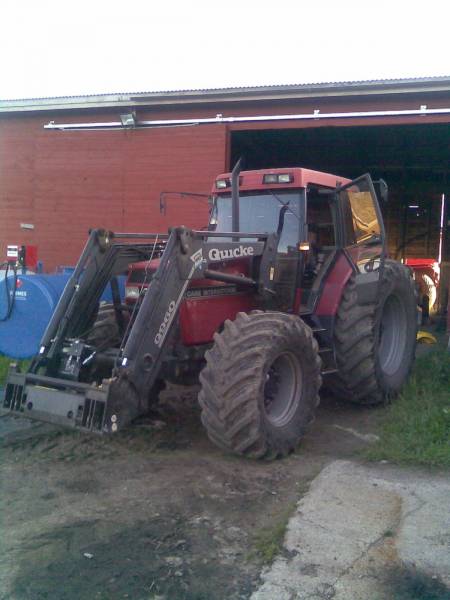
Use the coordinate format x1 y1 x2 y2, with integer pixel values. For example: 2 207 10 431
315 252 353 316
293 288 303 313
126 256 257 345
179 293 257 345
180 256 256 345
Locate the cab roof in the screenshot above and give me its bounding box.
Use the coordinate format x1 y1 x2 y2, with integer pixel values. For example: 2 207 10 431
214 167 351 193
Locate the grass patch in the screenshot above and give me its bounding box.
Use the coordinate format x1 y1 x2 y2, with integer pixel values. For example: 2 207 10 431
0 355 30 386
365 349 450 468
0 355 12 385
250 502 297 564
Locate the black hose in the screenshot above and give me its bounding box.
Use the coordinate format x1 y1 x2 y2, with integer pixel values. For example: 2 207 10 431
0 262 18 322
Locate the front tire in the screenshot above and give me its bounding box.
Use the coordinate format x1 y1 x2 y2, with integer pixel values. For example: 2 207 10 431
86 303 128 347
198 311 322 459
332 260 417 404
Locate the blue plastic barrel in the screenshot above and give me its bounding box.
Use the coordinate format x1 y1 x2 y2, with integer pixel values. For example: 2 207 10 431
0 273 125 359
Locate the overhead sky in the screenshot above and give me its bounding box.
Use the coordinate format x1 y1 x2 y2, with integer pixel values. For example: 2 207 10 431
2 0 449 100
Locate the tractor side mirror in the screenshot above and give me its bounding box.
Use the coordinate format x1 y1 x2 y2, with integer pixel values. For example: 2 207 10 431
373 179 388 203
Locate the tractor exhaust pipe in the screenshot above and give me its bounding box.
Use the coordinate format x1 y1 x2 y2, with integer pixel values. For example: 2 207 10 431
231 158 242 237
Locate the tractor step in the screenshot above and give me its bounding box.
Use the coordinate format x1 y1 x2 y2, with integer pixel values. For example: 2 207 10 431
299 312 325 333
318 347 333 354
321 367 338 376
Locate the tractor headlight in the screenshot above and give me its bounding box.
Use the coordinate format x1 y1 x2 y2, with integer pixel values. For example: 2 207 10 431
125 286 140 300
216 179 230 189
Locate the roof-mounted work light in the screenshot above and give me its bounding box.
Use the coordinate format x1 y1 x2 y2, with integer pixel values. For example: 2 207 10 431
263 173 294 184
120 112 136 127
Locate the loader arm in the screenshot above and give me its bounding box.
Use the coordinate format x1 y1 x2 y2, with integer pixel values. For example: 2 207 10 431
4 227 280 434
115 226 279 402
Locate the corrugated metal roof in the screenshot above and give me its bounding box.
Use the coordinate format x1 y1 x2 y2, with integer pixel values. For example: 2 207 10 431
2 76 450 113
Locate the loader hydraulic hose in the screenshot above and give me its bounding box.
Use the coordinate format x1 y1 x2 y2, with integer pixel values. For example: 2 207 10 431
204 269 256 287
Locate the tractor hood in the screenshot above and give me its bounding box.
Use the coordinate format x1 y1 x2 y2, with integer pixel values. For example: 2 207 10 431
125 256 252 303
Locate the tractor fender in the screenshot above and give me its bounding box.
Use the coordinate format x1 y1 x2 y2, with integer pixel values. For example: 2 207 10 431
354 270 380 305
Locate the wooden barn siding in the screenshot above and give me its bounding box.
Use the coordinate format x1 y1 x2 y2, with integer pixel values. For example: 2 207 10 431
0 115 227 271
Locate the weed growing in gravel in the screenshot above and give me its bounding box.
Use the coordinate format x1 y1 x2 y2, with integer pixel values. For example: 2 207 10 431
0 356 29 386
365 349 450 467
249 501 297 565
0 355 11 385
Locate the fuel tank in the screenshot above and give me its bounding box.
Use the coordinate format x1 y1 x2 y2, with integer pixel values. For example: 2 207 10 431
0 272 124 359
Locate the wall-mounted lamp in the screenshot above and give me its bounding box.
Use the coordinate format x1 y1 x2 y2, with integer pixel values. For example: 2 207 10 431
120 112 136 127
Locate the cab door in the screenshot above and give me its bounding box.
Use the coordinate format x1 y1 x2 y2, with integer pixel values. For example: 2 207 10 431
337 174 386 304
272 198 304 312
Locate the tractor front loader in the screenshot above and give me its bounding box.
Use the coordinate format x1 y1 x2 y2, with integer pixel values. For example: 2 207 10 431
4 165 418 459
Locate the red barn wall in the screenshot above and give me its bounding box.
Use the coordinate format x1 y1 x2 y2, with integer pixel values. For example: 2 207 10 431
0 114 227 271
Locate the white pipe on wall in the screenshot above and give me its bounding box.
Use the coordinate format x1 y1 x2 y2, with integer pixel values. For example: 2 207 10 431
44 106 450 131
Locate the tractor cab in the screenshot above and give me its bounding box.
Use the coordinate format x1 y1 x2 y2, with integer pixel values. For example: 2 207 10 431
207 167 384 313
125 167 385 326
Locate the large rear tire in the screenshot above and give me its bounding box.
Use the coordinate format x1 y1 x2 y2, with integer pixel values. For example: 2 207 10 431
198 311 322 459
332 260 417 404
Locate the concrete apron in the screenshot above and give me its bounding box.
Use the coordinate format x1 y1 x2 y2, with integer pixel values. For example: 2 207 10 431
251 460 450 600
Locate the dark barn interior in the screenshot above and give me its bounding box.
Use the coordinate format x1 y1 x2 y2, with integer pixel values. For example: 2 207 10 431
231 123 450 261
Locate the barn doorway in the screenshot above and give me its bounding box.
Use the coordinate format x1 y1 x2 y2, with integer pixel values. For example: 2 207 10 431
230 123 450 310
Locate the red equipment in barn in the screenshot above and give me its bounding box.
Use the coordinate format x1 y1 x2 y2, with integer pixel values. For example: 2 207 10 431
404 258 440 320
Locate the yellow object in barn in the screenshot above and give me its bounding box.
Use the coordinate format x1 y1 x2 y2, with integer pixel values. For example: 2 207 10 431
416 331 437 344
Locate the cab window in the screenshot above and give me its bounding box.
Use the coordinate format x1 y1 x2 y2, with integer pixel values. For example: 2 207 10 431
340 179 381 246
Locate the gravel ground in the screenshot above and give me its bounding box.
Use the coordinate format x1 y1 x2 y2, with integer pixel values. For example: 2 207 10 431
0 384 386 600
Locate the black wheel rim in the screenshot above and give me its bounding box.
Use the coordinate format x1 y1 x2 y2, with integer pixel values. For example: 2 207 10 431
378 293 408 376
263 351 302 427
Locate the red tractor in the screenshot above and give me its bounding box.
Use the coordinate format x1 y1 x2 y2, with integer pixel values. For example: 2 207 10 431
4 164 418 459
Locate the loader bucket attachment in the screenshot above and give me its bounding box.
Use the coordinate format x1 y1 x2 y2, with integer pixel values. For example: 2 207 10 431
4 364 140 433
